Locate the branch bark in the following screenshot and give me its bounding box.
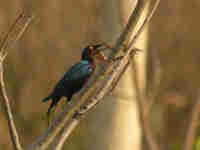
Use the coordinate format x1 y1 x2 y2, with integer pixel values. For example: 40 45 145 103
133 60 160 150
131 0 161 150
0 11 34 150
183 93 200 150
0 56 24 150
0 1 160 150
53 47 139 150
27 0 160 150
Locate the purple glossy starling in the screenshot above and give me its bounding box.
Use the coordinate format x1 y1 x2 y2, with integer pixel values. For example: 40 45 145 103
42 44 108 116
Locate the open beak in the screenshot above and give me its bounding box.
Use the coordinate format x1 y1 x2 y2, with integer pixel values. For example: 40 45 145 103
94 43 114 52
92 44 108 62
92 43 114 62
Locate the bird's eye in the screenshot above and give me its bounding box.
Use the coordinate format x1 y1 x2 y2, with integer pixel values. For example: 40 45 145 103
89 46 94 51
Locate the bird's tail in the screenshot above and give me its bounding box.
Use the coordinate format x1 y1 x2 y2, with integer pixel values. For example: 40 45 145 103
47 96 61 116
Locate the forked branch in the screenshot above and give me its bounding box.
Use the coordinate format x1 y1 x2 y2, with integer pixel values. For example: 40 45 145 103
0 1 161 150
55 0 161 150
29 0 161 150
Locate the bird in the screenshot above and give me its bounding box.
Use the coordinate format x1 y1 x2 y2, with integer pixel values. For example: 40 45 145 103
42 43 108 116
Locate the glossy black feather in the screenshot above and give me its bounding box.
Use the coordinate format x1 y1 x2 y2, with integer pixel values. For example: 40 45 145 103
42 44 105 116
42 60 94 115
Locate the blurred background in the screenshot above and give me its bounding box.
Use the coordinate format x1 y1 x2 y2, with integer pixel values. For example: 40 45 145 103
0 0 200 150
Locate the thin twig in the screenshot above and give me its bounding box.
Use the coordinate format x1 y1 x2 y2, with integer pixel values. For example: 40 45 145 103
0 11 34 55
28 0 145 149
53 51 136 149
109 48 141 94
146 48 162 113
28 46 138 150
28 0 160 149
133 58 160 150
53 48 138 150
0 55 23 150
183 93 200 150
130 0 161 150
54 115 80 150
53 0 160 149
0 11 34 150
128 0 160 49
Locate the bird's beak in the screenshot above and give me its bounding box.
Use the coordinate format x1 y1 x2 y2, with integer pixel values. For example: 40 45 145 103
94 43 114 52
92 44 108 61
93 43 114 61
93 43 113 54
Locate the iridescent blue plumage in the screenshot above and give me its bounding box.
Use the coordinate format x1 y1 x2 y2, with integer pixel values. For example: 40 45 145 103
42 44 104 115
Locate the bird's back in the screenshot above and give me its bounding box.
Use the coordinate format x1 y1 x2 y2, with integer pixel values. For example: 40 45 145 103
53 60 94 98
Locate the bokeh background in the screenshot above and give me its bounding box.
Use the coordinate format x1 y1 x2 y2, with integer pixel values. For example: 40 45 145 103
0 0 200 150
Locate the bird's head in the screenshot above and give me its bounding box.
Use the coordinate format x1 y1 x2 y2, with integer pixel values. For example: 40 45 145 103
81 44 107 62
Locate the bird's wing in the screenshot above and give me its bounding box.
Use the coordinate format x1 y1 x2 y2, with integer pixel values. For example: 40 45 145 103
55 61 93 89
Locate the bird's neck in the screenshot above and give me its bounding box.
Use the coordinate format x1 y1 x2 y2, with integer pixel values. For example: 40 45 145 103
81 59 96 69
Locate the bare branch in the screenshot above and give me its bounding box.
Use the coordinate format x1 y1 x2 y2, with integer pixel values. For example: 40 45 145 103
0 11 34 55
133 58 160 150
109 48 142 94
53 48 138 150
128 0 160 49
0 11 34 150
131 0 161 150
146 48 162 113
54 116 80 150
0 57 24 150
28 0 160 150
183 93 200 150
